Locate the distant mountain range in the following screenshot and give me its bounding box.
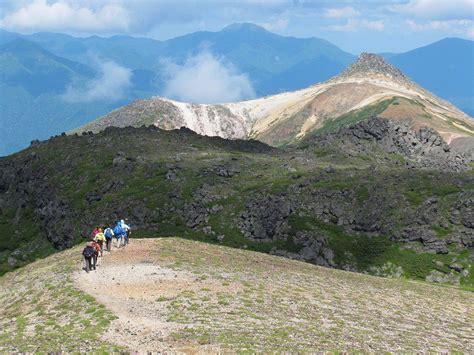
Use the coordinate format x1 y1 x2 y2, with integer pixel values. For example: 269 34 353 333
0 23 473 156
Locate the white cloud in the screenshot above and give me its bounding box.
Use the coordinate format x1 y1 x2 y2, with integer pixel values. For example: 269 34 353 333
323 6 360 19
467 27 474 38
161 51 256 104
330 19 385 32
63 59 132 102
365 20 385 31
0 0 130 32
406 19 474 37
391 0 474 20
260 18 289 31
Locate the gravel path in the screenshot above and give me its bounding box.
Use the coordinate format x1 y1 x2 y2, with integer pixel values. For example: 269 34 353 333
74 239 224 353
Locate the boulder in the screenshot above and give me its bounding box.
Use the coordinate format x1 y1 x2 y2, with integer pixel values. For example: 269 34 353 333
239 194 292 242
185 203 209 228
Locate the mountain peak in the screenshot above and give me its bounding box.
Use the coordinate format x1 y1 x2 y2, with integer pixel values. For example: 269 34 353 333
340 52 407 81
222 23 268 33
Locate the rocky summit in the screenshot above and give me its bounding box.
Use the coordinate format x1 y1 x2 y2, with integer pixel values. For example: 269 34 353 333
1 117 473 290
338 52 408 83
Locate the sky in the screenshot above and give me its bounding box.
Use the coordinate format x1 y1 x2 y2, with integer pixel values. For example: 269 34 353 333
0 0 473 54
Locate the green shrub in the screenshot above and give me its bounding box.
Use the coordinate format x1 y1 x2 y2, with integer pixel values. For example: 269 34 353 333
431 225 452 238
405 191 424 205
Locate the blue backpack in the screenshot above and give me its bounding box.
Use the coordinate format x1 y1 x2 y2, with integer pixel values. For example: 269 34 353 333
113 225 123 237
104 228 113 239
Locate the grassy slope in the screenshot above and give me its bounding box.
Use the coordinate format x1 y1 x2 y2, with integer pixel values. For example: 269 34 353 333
0 246 121 352
310 96 474 138
1 238 473 352
314 97 398 135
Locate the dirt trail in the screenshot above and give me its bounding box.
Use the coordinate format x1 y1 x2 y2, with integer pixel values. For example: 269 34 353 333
73 239 224 353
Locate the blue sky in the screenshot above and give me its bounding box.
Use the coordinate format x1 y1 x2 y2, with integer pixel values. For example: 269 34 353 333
0 0 473 54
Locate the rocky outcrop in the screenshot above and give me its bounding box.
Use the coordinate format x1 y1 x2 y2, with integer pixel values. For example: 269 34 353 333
426 270 460 285
393 227 448 254
450 196 474 229
239 195 293 242
185 203 209 228
0 152 77 249
450 136 474 161
270 231 336 267
311 117 469 171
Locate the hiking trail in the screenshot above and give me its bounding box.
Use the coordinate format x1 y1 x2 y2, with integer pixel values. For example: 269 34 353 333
74 239 225 353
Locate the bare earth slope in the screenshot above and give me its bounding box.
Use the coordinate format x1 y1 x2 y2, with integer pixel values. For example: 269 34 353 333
74 53 473 146
2 237 474 352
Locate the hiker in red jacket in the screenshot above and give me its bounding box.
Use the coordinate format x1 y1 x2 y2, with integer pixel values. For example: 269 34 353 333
91 227 100 238
91 239 101 265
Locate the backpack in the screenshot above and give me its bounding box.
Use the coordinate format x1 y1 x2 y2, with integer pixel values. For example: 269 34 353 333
104 228 113 239
113 225 123 236
83 246 95 258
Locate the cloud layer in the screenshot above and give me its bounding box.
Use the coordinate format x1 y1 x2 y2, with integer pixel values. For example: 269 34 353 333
390 0 474 20
323 6 361 19
0 0 129 32
63 59 132 102
162 51 256 104
329 19 385 32
0 0 472 53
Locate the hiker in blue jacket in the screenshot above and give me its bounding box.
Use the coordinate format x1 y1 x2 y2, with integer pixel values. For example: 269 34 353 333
113 222 124 248
120 219 131 245
104 226 114 252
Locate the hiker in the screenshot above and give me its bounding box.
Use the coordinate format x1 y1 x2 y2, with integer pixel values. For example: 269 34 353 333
91 238 101 266
94 228 106 256
91 227 100 238
82 241 97 272
120 219 131 245
104 226 114 252
113 222 124 248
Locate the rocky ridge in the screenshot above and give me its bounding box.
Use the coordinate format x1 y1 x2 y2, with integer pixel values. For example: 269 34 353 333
309 117 470 171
